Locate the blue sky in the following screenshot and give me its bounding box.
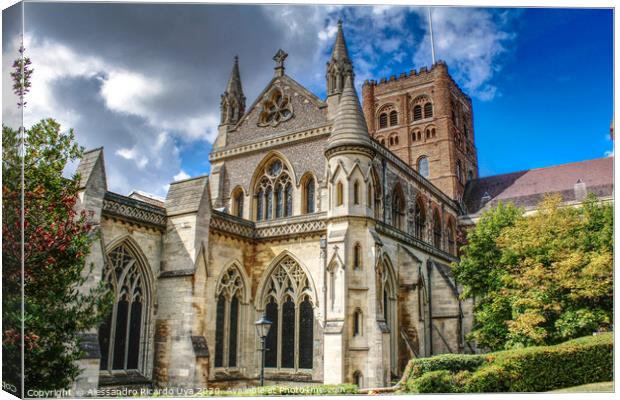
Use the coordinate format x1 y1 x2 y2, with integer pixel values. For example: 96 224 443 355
2 4 613 196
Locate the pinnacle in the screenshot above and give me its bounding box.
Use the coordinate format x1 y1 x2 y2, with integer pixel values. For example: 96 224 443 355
225 55 243 96
326 75 372 151
330 19 350 62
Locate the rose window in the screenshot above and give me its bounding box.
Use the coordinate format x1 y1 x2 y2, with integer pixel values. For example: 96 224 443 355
258 88 293 127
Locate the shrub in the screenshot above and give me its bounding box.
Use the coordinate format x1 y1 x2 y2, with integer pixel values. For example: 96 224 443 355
403 333 613 393
408 353 486 379
406 370 454 393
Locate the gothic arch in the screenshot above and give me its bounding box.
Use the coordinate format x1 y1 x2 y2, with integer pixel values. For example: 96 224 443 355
99 236 154 375
214 259 251 303
255 251 319 310
249 151 298 190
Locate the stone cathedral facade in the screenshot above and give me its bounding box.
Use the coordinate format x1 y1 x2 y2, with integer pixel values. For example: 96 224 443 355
71 21 613 393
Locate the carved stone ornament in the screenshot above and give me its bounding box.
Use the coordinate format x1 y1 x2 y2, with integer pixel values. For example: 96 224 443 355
258 87 294 127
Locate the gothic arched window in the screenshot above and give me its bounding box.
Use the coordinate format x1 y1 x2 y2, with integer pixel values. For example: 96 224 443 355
354 371 364 388
302 176 315 214
214 265 245 368
231 187 244 218
413 105 422 121
353 180 360 205
414 198 426 239
391 185 405 230
263 256 315 370
433 209 442 249
336 181 344 206
255 158 293 221
417 156 430 178
99 243 150 373
353 309 363 336
353 243 362 270
424 102 433 118
389 110 398 126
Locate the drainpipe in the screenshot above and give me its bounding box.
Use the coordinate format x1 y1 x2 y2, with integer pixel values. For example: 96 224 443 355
382 158 387 223
426 260 433 356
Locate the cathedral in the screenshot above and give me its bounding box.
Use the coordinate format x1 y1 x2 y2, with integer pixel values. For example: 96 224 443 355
71 21 613 392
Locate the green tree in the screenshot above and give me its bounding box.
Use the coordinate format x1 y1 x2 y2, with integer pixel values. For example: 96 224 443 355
2 47 111 393
452 202 522 350
499 194 612 347
454 194 613 350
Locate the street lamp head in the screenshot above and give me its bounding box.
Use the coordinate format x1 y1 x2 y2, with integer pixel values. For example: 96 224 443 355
255 314 272 339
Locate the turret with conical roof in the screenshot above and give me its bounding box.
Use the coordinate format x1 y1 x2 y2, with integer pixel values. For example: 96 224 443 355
326 74 373 153
220 56 246 126
326 19 354 97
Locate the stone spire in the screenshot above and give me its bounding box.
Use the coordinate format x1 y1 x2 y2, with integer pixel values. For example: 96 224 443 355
326 19 354 96
220 56 246 126
326 74 372 152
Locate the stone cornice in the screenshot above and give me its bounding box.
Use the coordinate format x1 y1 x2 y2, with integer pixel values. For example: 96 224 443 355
102 191 166 230
209 210 327 241
209 124 332 162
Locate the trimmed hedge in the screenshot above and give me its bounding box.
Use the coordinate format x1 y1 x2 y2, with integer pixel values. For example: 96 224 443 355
201 384 358 396
407 353 486 379
404 333 613 393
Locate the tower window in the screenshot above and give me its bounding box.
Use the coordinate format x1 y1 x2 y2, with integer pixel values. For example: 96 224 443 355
456 160 462 184
413 105 422 121
231 187 244 218
379 113 388 129
424 102 433 118
353 180 360 205
425 129 430 139
353 243 362 270
336 181 344 206
418 156 429 178
417 131 421 141
432 128 436 138
353 309 363 336
367 182 373 208
411 131 416 142
389 110 398 126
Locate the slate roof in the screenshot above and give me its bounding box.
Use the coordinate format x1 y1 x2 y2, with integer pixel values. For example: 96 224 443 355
165 175 209 216
463 157 614 215
75 147 105 189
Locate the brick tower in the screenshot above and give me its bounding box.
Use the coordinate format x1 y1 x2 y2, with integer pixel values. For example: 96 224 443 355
361 62 478 202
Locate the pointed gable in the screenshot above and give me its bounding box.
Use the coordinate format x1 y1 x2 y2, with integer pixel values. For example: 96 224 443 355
226 74 329 147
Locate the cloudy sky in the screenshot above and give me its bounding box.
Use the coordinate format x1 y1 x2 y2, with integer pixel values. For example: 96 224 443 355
2 3 613 197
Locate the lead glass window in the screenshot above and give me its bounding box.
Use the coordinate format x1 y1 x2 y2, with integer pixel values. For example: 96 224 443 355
262 257 314 371
214 265 245 369
255 158 293 221
99 243 149 373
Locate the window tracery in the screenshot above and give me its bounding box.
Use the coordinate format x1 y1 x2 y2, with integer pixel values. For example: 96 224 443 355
263 257 314 371
255 158 293 221
98 243 149 373
258 88 293 127
215 265 245 368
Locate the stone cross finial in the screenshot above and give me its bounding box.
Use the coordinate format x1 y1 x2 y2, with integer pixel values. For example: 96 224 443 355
273 49 288 77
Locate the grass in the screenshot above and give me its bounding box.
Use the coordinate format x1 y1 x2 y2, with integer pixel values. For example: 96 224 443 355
549 381 613 393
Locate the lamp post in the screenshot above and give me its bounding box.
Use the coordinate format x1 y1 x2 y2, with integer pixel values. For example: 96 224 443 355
255 314 272 387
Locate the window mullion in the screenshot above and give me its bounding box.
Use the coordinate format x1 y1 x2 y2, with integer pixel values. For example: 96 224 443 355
123 298 133 370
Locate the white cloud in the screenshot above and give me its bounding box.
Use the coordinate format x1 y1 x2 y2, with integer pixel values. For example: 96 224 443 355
115 147 149 169
173 170 191 181
100 71 163 116
413 8 515 100
604 150 613 157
